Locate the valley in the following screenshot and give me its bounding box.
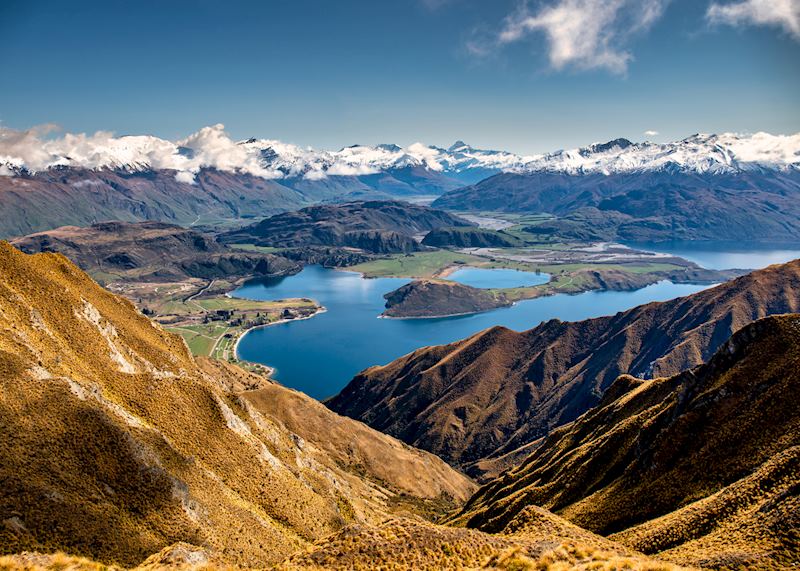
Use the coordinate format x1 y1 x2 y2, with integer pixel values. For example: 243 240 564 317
1 241 797 571
3 3 800 568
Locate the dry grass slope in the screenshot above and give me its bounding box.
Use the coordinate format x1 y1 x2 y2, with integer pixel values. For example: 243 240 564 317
452 314 800 569
0 241 473 567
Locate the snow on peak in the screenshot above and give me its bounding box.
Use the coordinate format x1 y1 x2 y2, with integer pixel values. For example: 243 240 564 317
1 124 797 182
518 132 800 175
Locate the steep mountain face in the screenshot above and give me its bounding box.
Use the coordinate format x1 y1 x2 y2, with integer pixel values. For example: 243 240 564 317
433 168 800 242
220 200 472 253
327 259 800 474
0 242 475 567
10 221 300 283
452 314 800 570
0 167 305 239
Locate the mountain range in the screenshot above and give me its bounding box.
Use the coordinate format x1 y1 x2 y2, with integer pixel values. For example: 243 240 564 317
2 127 799 239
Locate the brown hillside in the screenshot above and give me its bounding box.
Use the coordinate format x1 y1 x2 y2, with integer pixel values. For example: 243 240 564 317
451 314 800 569
0 508 694 571
328 259 800 474
0 167 303 239
276 509 692 571
0 241 473 567
11 221 299 283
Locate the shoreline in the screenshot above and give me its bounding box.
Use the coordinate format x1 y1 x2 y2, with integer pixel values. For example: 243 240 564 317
378 304 515 320
231 305 328 367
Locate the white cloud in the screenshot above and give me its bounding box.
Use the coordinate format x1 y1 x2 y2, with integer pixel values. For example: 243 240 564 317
495 0 668 74
406 142 444 171
707 0 800 38
0 123 284 180
302 169 328 180
644 130 659 136
174 170 196 184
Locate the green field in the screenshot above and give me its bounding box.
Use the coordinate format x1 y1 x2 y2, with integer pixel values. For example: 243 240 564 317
349 251 548 278
161 294 319 359
194 297 315 311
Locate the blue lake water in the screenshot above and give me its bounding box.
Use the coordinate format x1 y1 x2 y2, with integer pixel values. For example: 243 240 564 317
446 267 550 288
626 241 800 270
234 265 711 399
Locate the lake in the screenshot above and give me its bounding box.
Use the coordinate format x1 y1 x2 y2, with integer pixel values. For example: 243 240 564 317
446 267 549 288
234 265 711 399
626 241 800 270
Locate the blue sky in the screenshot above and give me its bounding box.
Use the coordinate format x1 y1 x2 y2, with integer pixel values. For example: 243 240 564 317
1 0 798 154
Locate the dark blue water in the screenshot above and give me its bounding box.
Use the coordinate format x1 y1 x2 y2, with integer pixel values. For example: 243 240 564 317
626 241 800 270
234 265 711 399
447 267 550 288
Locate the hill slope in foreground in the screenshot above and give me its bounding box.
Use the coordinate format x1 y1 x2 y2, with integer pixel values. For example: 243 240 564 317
0 242 689 570
0 242 472 566
452 314 800 570
328 259 800 475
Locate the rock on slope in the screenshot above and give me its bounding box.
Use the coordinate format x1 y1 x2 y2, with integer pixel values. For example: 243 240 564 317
382 279 511 318
451 314 800 570
0 242 474 567
327 259 800 474
220 200 473 254
10 221 300 283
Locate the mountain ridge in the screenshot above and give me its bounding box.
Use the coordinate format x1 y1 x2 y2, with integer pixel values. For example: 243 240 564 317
450 313 800 569
3 126 797 180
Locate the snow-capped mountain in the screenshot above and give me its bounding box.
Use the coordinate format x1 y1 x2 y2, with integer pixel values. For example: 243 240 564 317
518 133 800 175
1 124 797 183
0 123 530 183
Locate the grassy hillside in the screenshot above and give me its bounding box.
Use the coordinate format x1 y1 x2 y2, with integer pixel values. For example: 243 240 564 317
0 241 473 567
452 315 800 569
